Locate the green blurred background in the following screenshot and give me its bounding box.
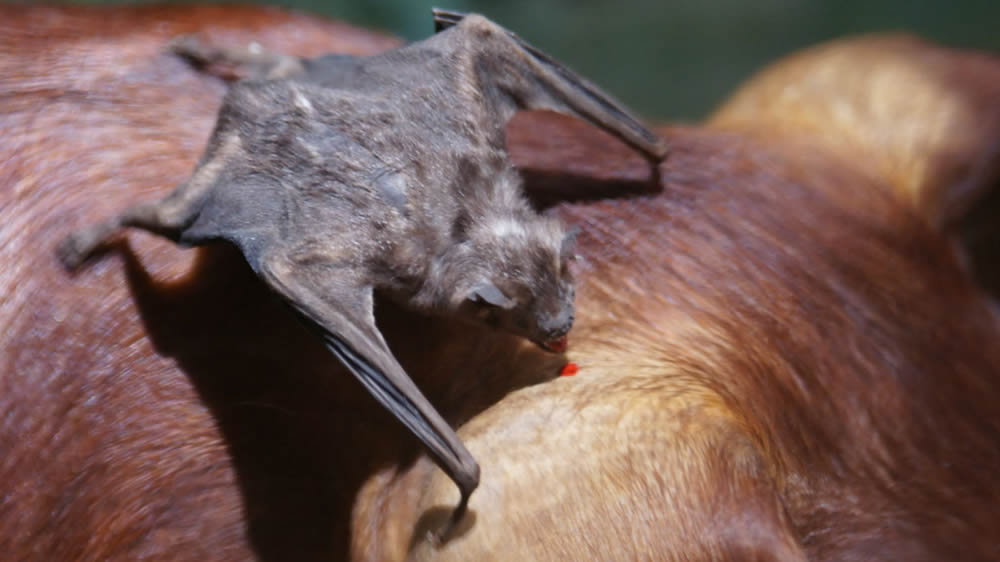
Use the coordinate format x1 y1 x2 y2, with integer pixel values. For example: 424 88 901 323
69 0 999 121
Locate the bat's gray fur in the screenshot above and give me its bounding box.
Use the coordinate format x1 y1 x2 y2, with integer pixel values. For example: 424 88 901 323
57 10 667 535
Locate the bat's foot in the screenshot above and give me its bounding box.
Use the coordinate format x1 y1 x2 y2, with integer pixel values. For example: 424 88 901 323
55 225 113 271
167 34 212 62
168 34 244 81
55 233 91 271
168 34 303 81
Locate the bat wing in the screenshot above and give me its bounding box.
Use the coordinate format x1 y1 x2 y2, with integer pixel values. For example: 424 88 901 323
432 9 669 162
258 252 480 508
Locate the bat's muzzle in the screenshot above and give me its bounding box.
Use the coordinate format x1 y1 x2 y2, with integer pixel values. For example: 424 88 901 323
540 335 568 353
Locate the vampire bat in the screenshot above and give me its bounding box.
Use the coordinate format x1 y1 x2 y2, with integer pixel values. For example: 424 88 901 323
57 9 668 531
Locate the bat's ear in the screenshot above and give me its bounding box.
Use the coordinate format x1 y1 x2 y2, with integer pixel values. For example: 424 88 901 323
560 226 580 260
470 282 516 309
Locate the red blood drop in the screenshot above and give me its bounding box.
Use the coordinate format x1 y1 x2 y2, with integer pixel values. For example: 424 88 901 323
560 362 579 376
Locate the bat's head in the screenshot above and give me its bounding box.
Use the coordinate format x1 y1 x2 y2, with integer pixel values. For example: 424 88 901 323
436 211 577 352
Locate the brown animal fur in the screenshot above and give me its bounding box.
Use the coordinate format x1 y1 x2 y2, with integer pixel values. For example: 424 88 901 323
2 5 1000 561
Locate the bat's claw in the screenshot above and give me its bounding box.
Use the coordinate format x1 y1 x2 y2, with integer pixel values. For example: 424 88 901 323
168 34 303 81
431 8 466 33
56 230 97 271
167 34 216 65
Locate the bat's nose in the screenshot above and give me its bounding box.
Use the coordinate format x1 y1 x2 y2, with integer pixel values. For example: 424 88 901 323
540 305 573 338
536 305 573 353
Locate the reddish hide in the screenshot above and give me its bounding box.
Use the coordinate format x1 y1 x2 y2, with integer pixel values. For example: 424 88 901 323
2 5 1000 561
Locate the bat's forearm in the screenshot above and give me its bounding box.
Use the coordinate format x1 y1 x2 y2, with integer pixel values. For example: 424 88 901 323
434 9 668 161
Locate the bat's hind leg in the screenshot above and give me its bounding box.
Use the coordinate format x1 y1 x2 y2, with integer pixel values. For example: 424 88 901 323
57 183 203 270
170 35 305 80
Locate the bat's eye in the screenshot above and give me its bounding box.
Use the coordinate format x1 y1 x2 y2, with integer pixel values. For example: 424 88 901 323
472 303 503 328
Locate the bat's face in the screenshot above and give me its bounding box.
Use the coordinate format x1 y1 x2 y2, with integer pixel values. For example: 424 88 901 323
456 216 577 353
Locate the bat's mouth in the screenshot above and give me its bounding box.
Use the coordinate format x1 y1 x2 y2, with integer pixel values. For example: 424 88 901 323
539 335 568 353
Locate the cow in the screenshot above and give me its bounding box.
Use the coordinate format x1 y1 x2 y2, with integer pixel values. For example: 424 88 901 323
1 5 998 561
